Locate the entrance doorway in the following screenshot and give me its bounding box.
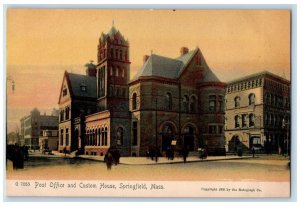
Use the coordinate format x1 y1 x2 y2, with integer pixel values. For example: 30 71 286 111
162 124 174 151
183 126 194 150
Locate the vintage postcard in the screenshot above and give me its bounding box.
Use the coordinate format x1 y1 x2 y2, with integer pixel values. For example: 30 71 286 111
5 8 291 198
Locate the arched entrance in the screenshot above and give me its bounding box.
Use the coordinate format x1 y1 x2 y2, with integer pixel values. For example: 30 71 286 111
161 124 175 151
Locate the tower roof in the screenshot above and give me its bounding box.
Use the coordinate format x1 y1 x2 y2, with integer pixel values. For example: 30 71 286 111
100 25 126 44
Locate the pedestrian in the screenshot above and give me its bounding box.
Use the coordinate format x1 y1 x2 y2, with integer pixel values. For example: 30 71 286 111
105 151 113 170
63 147 67 157
182 147 189 163
252 147 255 158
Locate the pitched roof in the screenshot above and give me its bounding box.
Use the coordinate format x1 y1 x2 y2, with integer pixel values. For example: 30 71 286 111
67 73 97 98
134 54 183 79
133 49 198 80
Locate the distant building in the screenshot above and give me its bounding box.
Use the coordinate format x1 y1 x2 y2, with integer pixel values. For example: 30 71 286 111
224 71 290 154
39 130 58 151
58 25 226 156
20 108 59 150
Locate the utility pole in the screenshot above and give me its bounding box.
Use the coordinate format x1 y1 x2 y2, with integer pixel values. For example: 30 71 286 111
155 98 158 162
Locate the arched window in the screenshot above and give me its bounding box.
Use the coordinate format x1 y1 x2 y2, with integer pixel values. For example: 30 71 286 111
110 66 113 76
116 66 119 77
104 127 108 146
265 113 269 125
234 96 240 108
101 128 104 146
209 95 216 112
86 130 90 146
122 67 125 78
120 50 123 60
165 93 172 110
117 127 124 145
249 113 255 127
183 95 189 112
190 96 196 112
268 113 272 125
248 93 255 105
98 128 101 146
132 93 137 110
235 115 239 128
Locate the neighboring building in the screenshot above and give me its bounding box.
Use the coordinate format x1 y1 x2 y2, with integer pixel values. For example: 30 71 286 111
224 71 290 154
39 130 59 151
20 108 59 150
58 25 226 156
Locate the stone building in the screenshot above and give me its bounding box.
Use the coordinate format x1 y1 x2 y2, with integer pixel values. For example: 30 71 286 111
20 108 59 150
129 47 226 156
58 25 226 156
224 71 290 154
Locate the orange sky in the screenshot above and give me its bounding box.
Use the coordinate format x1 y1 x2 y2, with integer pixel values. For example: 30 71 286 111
6 9 291 133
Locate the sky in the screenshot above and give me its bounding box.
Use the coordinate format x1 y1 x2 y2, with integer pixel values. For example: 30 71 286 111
6 9 291 133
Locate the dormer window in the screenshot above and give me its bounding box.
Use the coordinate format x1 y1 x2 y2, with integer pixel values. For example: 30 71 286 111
63 88 68 96
80 84 87 92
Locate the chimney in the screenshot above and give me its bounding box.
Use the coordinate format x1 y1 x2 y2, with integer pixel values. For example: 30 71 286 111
180 47 189 56
143 55 150 64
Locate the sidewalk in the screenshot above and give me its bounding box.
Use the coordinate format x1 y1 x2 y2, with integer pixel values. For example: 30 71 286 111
76 154 254 165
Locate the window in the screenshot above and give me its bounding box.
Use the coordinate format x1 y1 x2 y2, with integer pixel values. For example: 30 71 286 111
65 107 70 120
60 110 64 122
115 49 119 59
235 115 240 128
208 125 217 134
132 93 137 110
110 66 113 76
209 95 216 112
63 88 67 96
104 127 108 146
132 122 138 146
219 125 223 134
165 93 172 110
60 129 64 146
242 114 247 127
218 96 223 112
101 128 104 146
65 128 69 146
270 114 274 126
122 68 125 78
183 95 189 112
249 114 255 127
80 85 87 92
234 96 240 108
265 93 270 105
125 51 128 61
265 113 269 125
117 127 124 145
120 50 123 60
110 48 113 58
248 93 255 105
116 67 119 76
190 96 196 112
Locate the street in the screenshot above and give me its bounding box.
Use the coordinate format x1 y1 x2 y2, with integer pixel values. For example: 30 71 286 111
6 155 290 182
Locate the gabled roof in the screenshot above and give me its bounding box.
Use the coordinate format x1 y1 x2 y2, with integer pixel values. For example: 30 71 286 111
132 47 223 85
133 49 198 80
67 72 97 99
